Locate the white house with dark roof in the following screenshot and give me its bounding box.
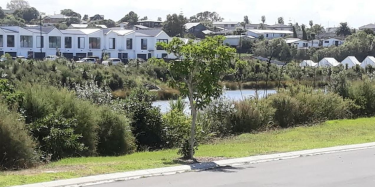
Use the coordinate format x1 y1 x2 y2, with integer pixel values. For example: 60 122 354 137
322 38 344 47
268 24 293 31
213 22 241 30
359 24 375 31
247 29 292 39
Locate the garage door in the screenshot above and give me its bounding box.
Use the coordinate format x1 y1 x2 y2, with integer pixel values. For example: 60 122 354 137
5 52 17 57
137 54 147 60
63 53 74 59
0 51 3 56
34 52 46 59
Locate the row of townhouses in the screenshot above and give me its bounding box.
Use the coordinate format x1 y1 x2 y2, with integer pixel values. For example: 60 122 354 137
0 24 172 60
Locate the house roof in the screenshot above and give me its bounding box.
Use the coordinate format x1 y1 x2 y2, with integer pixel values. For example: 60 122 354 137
318 58 340 67
60 30 85 35
268 24 293 28
25 26 56 34
300 60 317 67
138 20 162 23
96 25 107 29
359 24 375 29
248 29 293 34
0 26 21 33
67 29 101 34
184 23 201 30
135 29 162 37
213 22 240 25
70 24 88 28
110 30 134 36
285 38 301 44
342 56 361 66
134 25 149 29
361 56 375 68
225 35 255 39
202 30 213 34
45 14 70 19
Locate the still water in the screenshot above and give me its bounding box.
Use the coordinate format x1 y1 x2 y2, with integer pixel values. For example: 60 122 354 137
152 89 277 113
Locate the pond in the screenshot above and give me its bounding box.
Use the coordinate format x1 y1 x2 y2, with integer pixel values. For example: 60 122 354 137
152 89 277 113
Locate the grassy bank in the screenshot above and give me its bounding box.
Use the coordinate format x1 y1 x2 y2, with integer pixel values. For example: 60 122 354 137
221 80 329 90
2 117 375 187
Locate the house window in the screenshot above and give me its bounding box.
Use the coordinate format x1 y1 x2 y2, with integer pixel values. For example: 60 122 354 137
0 35 3 47
118 53 128 59
7 35 15 47
266 34 269 38
231 24 235 27
49 36 61 48
20 36 33 48
324 41 329 43
148 53 152 59
89 37 100 49
78 37 85 49
88 52 93 56
126 38 132 49
162 53 168 58
141 39 147 50
303 43 308 47
109 38 115 49
224 24 228 27
36 36 44 48
65 37 72 48
157 39 168 50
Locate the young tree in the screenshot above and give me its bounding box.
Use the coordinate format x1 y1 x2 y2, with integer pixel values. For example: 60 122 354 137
261 15 266 24
6 0 30 10
119 11 139 26
312 24 324 38
157 36 236 159
336 22 352 37
292 26 298 38
309 20 313 28
302 24 308 40
0 7 5 19
82 14 88 21
157 17 162 21
140 16 148 21
253 38 291 94
278 17 284 24
162 13 187 37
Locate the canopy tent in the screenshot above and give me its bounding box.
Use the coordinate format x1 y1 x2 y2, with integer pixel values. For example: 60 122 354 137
341 56 361 68
300 60 317 67
361 56 375 69
318 58 340 67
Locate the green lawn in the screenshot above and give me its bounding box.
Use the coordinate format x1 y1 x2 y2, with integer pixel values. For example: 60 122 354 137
2 117 375 187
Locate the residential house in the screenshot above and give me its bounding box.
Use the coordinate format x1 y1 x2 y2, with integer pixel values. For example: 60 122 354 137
359 24 375 31
223 35 255 47
134 29 171 59
268 24 293 31
322 38 344 47
212 22 241 31
300 60 317 67
184 23 207 38
341 56 361 68
2 9 15 14
137 20 162 28
0 27 19 57
247 29 292 39
361 56 375 68
43 14 70 24
245 24 269 30
103 29 136 60
292 40 309 49
318 58 340 67
69 24 89 29
134 25 150 30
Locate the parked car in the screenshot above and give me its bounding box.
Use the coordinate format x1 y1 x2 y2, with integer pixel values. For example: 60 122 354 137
12 56 27 61
102 58 122 65
45 55 59 61
0 57 6 62
76 58 97 63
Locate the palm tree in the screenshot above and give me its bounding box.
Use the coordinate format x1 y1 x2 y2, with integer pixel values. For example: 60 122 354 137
278 17 284 24
309 20 313 28
261 15 266 24
243 15 249 29
336 22 352 37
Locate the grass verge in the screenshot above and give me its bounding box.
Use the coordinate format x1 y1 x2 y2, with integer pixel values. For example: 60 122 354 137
2 117 375 186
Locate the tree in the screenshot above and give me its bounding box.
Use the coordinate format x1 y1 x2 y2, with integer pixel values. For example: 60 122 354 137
82 14 88 21
363 28 375 36
336 22 352 37
0 7 5 19
163 13 187 37
261 15 266 24
65 17 80 26
13 7 38 23
0 14 25 26
119 11 139 26
98 19 116 28
292 26 298 38
6 0 30 10
157 36 236 159
302 24 308 40
309 20 313 28
253 38 292 93
157 17 162 21
278 17 284 24
311 24 324 38
54 23 68 30
60 9 81 19
190 11 224 22
140 16 148 21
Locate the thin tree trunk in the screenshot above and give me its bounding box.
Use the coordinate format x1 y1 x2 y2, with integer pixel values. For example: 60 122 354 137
187 78 196 160
265 57 272 98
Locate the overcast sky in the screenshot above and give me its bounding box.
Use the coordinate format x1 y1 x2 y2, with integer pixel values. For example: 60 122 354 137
1 0 373 28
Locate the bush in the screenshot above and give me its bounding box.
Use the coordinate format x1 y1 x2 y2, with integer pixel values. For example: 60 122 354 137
270 93 300 128
124 88 165 151
0 102 38 170
230 98 275 133
348 80 375 116
97 107 135 156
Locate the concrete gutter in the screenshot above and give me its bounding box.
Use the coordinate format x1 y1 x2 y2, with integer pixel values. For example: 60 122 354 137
12 142 375 187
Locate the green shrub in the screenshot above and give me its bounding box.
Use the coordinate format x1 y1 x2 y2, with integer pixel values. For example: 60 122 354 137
230 98 275 133
270 93 300 128
348 80 375 116
97 107 135 156
0 102 38 170
124 88 165 151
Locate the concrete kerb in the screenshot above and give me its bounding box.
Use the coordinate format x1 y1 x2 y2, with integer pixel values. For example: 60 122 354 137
12 142 375 187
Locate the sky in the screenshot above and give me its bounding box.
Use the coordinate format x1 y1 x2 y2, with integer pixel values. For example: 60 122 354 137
1 0 373 28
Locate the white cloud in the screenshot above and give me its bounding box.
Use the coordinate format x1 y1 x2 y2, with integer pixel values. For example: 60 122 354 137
1 0 373 28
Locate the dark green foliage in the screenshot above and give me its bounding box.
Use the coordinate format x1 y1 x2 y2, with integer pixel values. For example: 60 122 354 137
0 102 38 170
29 114 85 161
97 108 135 156
124 88 165 151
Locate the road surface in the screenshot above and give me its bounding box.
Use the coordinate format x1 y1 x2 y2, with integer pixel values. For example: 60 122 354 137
93 148 375 187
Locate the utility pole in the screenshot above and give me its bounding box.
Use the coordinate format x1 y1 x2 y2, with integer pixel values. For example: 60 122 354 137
40 15 43 55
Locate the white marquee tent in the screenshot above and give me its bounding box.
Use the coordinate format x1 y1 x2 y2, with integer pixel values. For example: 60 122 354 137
361 56 375 68
300 60 317 67
341 56 361 68
318 58 340 67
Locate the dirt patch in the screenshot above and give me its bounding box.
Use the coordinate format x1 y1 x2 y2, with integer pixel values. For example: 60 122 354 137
173 157 228 165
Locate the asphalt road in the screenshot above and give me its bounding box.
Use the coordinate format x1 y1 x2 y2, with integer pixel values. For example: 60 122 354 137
93 148 375 187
